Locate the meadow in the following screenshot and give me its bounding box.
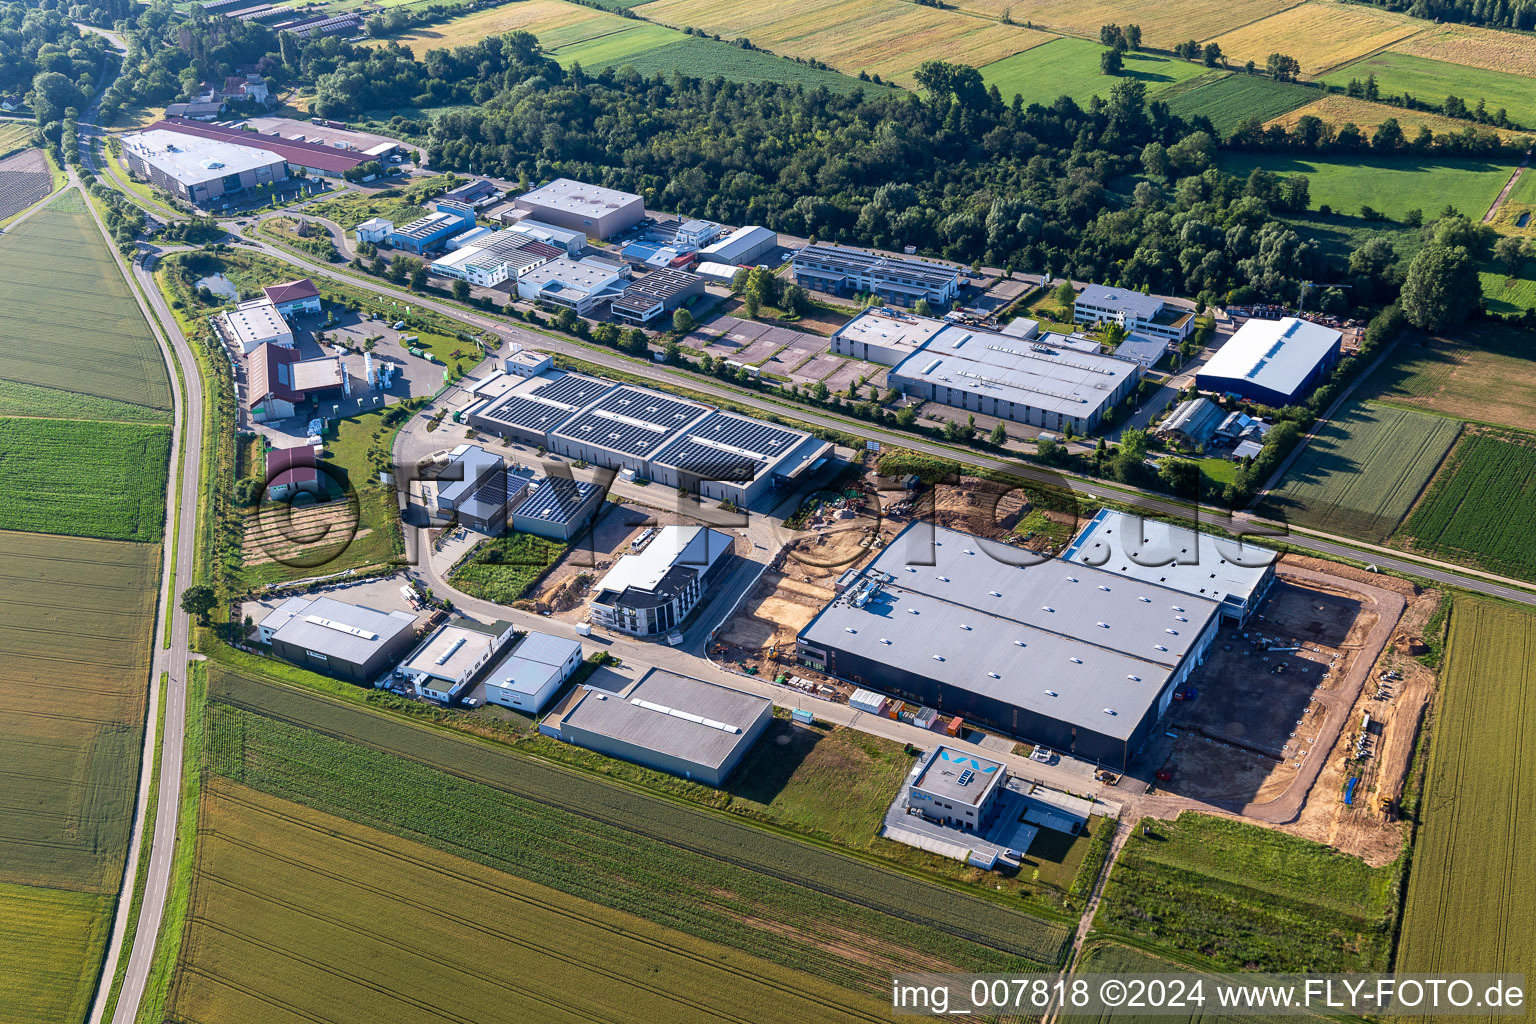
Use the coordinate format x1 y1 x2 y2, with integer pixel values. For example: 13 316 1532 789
1321 51 1536 129
205 668 1072 989
447 530 566 603
1206 1 1422 77
0 882 114 1024
945 0 1293 48
1479 265 1536 314
1361 325 1536 432
168 780 896 1024
979 38 1211 109
0 120 34 157
1257 401 1461 543
637 0 1055 86
1268 94 1534 147
1398 429 1536 582
1093 812 1398 972
0 418 171 542
1217 152 1515 221
557 32 878 92
0 191 173 414
0 531 160 893
1395 599 1536 999
1393 22 1536 78
1164 73 1316 134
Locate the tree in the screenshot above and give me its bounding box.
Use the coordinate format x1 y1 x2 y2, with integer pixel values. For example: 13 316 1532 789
1125 23 1141 49
620 327 649 354
1140 140 1169 178
1111 428 1149 482
1101 321 1129 346
451 279 470 302
1494 235 1526 275
1399 244 1482 331
988 421 1008 445
1264 53 1300 82
672 307 695 333
409 264 427 291
232 477 263 506
180 585 217 623
1201 42 1223 67
1052 280 1075 307
1100 48 1123 75
913 297 933 316
1036 436 1062 462
743 292 760 319
1157 457 1200 496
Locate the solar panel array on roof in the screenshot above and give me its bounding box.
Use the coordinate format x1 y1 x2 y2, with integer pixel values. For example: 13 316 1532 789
534 372 610 406
474 372 612 432
512 476 600 523
653 413 804 482
553 386 709 457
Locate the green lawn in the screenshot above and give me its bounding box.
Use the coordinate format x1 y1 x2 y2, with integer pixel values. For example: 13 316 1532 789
1165 73 1317 134
1321 51 1536 129
1219 152 1516 221
980 39 1210 109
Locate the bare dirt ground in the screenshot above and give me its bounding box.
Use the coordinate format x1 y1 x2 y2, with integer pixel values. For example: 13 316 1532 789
242 499 366 565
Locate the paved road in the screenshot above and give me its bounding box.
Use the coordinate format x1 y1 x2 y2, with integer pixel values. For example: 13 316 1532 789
75 66 208 1024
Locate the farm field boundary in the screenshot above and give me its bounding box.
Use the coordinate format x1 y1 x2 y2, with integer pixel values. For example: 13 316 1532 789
1205 1 1423 77
1164 73 1316 133
204 666 1071 985
1397 428 1536 583
1394 599 1535 993
1320 51 1536 130
1217 152 1515 221
167 779 896 1023
943 0 1297 48
0 881 114 1024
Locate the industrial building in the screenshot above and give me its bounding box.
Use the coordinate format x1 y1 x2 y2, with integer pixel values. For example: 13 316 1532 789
831 307 950 365
1063 509 1277 625
264 445 318 501
429 230 562 287
261 278 321 317
648 411 830 507
792 245 961 308
887 322 1141 434
503 218 586 254
1196 317 1343 407
509 475 606 542
515 256 630 315
590 525 733 637
513 177 645 240
135 117 368 177
425 444 529 533
796 524 1222 769
1073 284 1194 343
120 128 288 205
545 669 772 785
441 178 500 207
481 631 583 712
698 225 777 266
217 299 293 354
547 384 713 475
467 370 616 446
1157 396 1223 448
246 344 349 423
445 225 494 251
390 200 477 254
1111 334 1170 367
611 268 705 325
504 348 552 378
258 595 419 684
400 618 517 703
908 746 1008 831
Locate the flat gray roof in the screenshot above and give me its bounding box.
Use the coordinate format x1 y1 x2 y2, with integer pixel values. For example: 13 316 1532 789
799 524 1220 740
517 177 641 216
122 128 284 185
913 746 1006 807
1076 283 1164 320
262 595 417 664
834 308 946 354
1063 509 1276 612
405 621 500 680
483 630 582 697
562 669 769 770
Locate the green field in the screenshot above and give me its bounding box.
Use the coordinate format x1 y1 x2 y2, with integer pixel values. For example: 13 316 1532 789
1219 153 1516 221
1479 263 1536 314
0 418 171 542
447 531 566 603
562 34 882 92
1398 429 1536 581
167 780 895 1024
1259 401 1461 543
0 191 173 413
980 38 1211 109
1321 51 1536 129
1165 73 1317 134
1093 812 1399 972
0 882 114 1024
205 667 1071 991
1361 325 1536 433
550 20 684 66
0 379 172 423
0 121 35 158
1395 599 1536 1004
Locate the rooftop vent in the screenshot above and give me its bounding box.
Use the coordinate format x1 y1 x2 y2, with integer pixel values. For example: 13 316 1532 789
1103 708 1118 716
1069 657 1083 664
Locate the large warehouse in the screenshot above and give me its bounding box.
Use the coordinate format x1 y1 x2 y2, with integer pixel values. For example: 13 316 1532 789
513 177 645 240
648 411 829 507
888 322 1141 433
1196 317 1342 406
257 596 419 684
121 128 288 205
796 524 1221 768
1064 509 1277 625
467 370 616 446
545 669 772 785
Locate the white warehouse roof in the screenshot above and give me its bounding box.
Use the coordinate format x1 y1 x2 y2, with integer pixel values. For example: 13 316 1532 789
1199 317 1342 399
121 128 284 185
594 525 732 598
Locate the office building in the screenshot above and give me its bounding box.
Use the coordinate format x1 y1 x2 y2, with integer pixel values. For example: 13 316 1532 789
590 525 732 637
792 244 961 307
514 256 629 315
261 278 321 317
1073 284 1194 343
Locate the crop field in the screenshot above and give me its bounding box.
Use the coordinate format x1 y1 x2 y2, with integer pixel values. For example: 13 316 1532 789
549 21 683 67
0 191 172 414
0 882 113 1024
979 38 1210 109
168 780 895 1024
1206 1 1423 77
1259 402 1460 543
382 0 614 54
1321 51 1536 129
0 121 35 157
1393 23 1536 78
1395 599 1536 996
1268 94 1535 147
1164 73 1316 134
947 0 1293 47
0 379 172 423
449 531 567 604
1398 429 1536 582
1093 812 1398 972
0 531 159 893
0 418 171 542
205 667 1072 990
1218 152 1514 220
1361 325 1536 432
637 0 1055 86
567 34 879 91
